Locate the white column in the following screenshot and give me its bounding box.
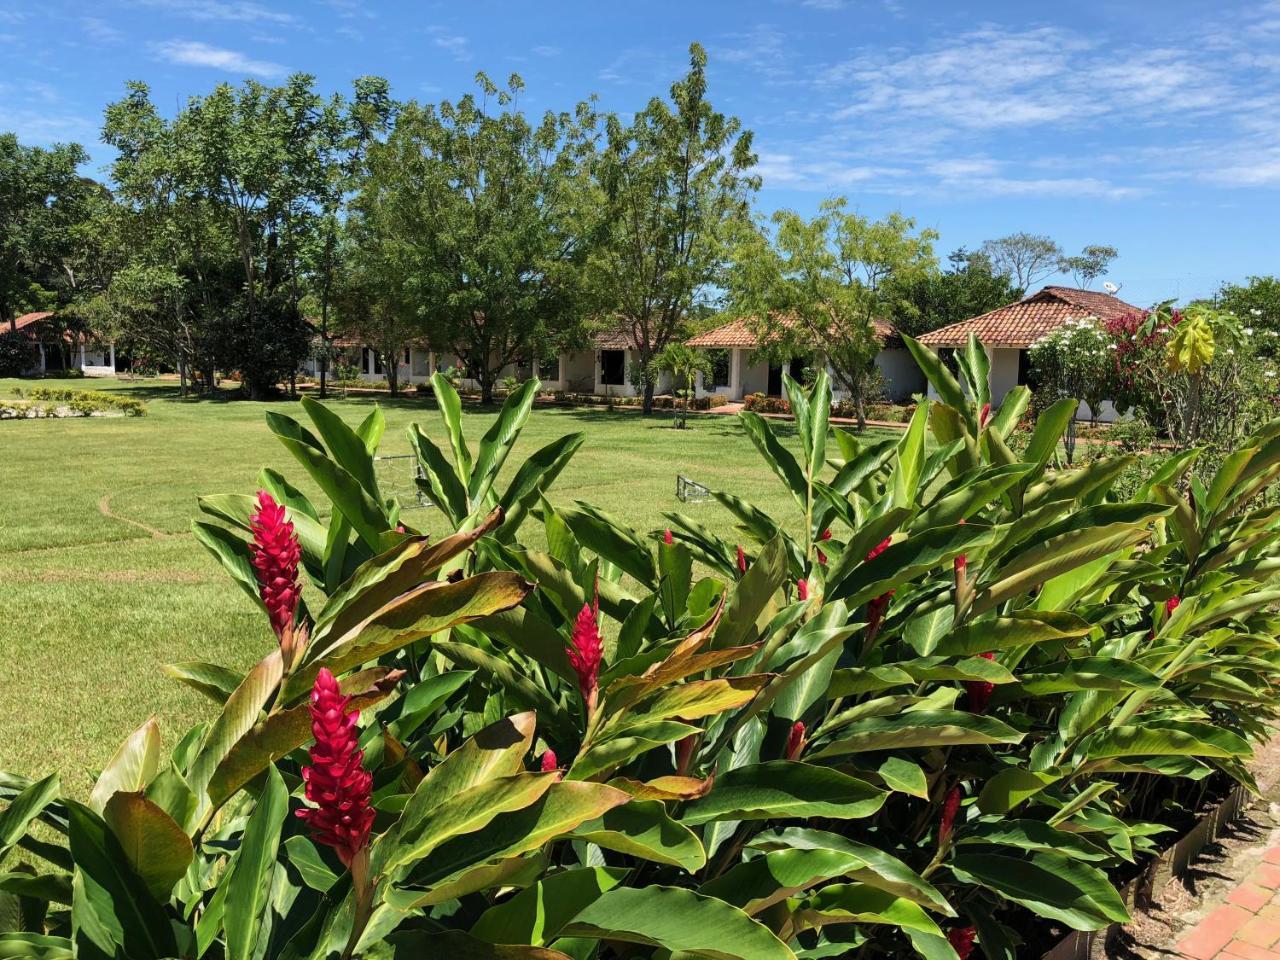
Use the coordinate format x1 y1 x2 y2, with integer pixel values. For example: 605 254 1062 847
108 343 116 370
731 349 744 401
78 341 86 370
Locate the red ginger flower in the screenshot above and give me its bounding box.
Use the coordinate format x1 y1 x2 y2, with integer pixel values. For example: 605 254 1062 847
663 528 674 544
979 402 992 430
939 785 962 845
785 721 806 760
797 578 809 601
817 527 832 565
250 491 302 638
296 668 374 867
964 652 996 714
736 545 748 575
867 589 895 639
540 749 558 772
567 592 604 714
948 926 977 959
865 536 892 563
1165 596 1181 616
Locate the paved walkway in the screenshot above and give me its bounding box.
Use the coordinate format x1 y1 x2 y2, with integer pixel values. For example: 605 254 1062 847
1177 848 1280 958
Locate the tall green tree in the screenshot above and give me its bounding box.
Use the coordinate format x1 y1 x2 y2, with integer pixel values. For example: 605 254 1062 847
981 232 1063 290
0 134 92 330
588 42 758 414
355 73 596 403
728 200 937 429
888 247 1022 338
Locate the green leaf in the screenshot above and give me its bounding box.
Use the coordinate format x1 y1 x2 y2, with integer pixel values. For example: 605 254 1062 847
739 412 808 506
699 848 866 916
931 611 1091 657
301 396 381 500
559 501 658 587
191 520 266 612
795 882 945 937
904 336 972 427
570 800 706 872
471 867 628 946
409 424 469 523
1078 723 1251 762
187 650 283 824
570 721 701 781
808 711 1022 758
88 719 160 815
432 371 474 489
0 774 59 861
471 378 540 503
976 769 1061 815
949 850 1128 931
878 757 928 799
682 761 885 825
161 662 242 704
66 801 176 959
224 765 288 960
287 572 532 703
561 886 796 960
1022 398 1079 468
102 793 193 901
956 822 1111 862
389 930 573 959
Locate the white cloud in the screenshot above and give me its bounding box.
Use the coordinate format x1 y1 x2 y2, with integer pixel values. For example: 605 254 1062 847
135 0 295 23
82 18 124 43
152 40 287 77
531 45 561 57
427 28 471 62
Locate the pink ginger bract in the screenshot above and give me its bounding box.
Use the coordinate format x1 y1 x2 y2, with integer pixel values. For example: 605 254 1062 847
948 926 977 959
540 749 558 772
296 668 374 867
797 578 809 601
939 785 962 844
964 652 996 713
785 721 806 760
567 595 604 710
250 491 302 638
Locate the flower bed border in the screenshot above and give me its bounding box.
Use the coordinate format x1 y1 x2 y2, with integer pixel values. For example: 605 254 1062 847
1042 764 1269 958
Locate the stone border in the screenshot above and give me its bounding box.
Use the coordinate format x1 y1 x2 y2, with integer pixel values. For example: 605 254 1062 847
1042 784 1253 959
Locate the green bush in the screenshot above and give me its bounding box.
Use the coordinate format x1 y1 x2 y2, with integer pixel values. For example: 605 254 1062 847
23 387 147 416
5 363 1280 959
0 330 36 377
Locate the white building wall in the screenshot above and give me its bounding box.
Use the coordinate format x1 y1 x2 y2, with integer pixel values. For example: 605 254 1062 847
874 347 924 401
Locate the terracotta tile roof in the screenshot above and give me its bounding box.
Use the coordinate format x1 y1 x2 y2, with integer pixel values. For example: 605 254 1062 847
11 312 53 334
688 315 900 349
916 286 1143 349
593 322 641 350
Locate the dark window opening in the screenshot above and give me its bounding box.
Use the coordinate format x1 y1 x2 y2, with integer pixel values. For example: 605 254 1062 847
710 350 731 388
600 350 625 386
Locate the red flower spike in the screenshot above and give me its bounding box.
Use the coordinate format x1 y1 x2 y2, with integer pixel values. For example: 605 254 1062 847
797 579 809 601
939 785 962 845
296 668 375 868
663 528 674 545
676 733 698 775
866 589 895 640
819 528 832 542
1165 596 1181 617
540 749 558 772
250 491 302 639
948 926 977 960
785 721 806 760
736 545 748 575
566 592 604 715
865 536 892 563
979 403 992 430
964 652 996 714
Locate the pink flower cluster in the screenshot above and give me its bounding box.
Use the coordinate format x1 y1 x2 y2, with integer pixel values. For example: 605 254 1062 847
296 669 375 867
250 491 302 638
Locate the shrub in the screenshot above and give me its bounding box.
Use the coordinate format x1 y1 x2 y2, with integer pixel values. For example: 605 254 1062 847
23 387 147 416
744 391 790 413
6 364 1280 959
0 330 37 377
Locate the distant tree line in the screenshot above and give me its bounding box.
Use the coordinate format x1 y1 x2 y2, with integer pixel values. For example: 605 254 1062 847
2 44 1137 408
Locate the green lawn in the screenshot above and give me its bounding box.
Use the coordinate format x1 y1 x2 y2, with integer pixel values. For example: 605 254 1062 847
1 376 895 789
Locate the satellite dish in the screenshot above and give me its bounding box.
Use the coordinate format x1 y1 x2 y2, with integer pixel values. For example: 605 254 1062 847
1103 281 1120 295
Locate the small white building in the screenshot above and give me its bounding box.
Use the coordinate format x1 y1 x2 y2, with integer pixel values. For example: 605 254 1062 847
11 312 116 376
916 286 1142 422
685 316 923 403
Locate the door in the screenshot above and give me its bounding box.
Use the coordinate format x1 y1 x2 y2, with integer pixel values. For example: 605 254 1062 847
789 357 808 383
600 350 625 386
767 363 783 396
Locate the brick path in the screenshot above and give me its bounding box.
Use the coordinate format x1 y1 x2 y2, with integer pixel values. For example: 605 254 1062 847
1178 849 1280 958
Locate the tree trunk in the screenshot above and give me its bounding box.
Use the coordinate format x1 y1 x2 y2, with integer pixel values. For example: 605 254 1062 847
480 370 494 405
855 384 867 432
642 379 655 415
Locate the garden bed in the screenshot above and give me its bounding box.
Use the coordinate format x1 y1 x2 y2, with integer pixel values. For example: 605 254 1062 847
2 388 146 419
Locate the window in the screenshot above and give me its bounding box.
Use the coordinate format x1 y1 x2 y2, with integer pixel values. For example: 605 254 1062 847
710 350 731 388
600 350 625 386
362 347 372 374
1017 349 1038 391
403 348 411 365
539 352 561 381
373 350 384 375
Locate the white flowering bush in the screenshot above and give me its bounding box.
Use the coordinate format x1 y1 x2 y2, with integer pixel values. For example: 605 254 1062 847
1027 317 1117 425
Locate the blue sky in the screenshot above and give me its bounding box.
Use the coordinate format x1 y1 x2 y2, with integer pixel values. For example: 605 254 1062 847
2 0 1278 305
